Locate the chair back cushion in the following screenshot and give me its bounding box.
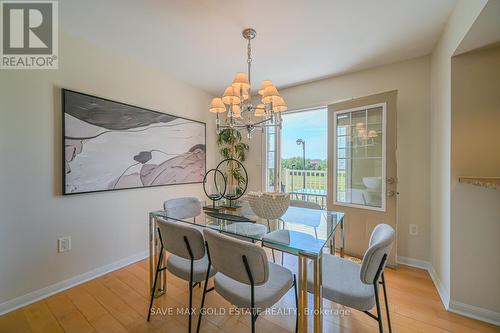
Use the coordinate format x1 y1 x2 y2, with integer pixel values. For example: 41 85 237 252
163 197 202 220
157 219 206 260
289 200 322 210
204 228 269 285
360 224 395 284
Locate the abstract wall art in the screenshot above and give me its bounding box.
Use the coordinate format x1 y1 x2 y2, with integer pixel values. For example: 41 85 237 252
62 89 206 195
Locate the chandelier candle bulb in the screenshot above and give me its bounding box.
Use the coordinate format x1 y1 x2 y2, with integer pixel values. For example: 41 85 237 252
241 88 250 101
232 105 242 118
254 104 266 116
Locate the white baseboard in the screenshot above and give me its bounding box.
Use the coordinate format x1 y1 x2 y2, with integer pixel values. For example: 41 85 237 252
398 255 450 309
397 256 500 326
427 264 451 310
396 255 431 270
0 250 148 316
449 300 500 327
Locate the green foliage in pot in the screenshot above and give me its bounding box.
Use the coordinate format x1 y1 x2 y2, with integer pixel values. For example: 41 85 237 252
217 128 250 195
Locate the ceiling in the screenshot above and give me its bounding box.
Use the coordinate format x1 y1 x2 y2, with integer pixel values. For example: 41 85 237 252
61 0 457 95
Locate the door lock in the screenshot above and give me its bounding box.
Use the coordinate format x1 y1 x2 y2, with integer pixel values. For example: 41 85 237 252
386 177 395 184
387 190 396 197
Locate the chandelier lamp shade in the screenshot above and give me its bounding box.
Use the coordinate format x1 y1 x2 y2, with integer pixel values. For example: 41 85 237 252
209 97 226 113
209 28 287 138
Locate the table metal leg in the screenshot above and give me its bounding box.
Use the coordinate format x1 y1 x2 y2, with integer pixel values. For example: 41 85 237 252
340 218 345 258
330 235 335 255
158 226 166 296
297 255 308 332
149 215 154 292
313 255 323 333
149 215 166 298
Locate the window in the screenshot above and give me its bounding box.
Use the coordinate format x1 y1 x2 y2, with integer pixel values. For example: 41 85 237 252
264 107 327 208
334 103 386 211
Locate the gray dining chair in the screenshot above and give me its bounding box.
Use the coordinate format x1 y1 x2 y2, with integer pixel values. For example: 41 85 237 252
199 228 298 333
307 223 395 333
147 218 216 333
164 197 202 221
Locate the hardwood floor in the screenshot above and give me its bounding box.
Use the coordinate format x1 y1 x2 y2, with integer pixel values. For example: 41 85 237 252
1 252 498 333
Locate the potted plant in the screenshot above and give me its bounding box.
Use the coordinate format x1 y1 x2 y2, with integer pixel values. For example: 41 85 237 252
217 128 249 197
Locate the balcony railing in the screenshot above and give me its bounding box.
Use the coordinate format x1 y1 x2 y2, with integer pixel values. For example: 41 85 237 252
283 169 327 209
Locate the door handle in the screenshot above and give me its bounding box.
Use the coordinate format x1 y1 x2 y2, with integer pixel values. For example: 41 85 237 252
387 190 396 197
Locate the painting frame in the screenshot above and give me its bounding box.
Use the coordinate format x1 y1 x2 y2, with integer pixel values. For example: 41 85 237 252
61 88 207 195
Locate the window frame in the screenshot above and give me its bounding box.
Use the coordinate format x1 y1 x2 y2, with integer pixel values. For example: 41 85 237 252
262 125 281 192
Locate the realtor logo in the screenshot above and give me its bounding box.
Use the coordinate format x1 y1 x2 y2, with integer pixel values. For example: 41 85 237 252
1 0 58 69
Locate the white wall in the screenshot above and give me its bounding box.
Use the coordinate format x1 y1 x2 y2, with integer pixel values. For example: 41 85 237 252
450 44 500 315
428 0 487 309
245 56 431 262
0 33 215 310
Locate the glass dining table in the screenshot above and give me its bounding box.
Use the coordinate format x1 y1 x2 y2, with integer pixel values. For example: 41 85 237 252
149 202 345 333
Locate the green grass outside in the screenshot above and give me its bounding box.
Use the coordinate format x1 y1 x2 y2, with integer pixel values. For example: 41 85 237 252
284 171 346 193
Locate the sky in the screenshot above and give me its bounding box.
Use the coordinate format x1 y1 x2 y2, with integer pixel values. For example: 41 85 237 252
281 108 327 159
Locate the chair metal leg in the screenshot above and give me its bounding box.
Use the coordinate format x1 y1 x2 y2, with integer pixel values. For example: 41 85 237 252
381 273 392 333
196 263 211 333
374 283 384 333
181 236 196 333
293 274 298 333
188 261 194 333
147 248 163 321
242 255 256 333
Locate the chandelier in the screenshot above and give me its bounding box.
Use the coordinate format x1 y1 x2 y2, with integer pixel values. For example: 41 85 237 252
208 28 287 139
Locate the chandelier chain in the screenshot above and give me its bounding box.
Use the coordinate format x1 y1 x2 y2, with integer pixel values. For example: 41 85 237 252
247 38 252 86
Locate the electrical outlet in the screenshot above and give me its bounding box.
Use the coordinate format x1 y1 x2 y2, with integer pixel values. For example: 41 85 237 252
58 236 71 252
409 224 418 236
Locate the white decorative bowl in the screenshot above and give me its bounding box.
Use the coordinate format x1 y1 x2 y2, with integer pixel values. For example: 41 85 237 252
246 192 290 220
